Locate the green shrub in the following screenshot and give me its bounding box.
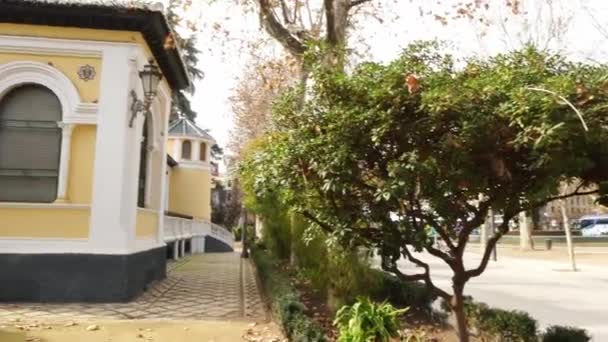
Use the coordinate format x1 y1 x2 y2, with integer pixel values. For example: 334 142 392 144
334 296 408 342
233 225 256 243
542 326 591 342
366 270 436 312
463 301 537 342
252 247 326 342
441 299 589 342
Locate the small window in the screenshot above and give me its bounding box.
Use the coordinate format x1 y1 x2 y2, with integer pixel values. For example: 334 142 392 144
199 142 207 161
181 140 191 159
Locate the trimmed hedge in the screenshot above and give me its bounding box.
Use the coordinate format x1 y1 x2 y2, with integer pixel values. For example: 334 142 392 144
440 298 592 342
464 301 537 342
251 247 326 342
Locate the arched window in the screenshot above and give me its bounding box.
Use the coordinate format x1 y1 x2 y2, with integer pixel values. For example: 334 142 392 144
0 84 62 202
199 142 207 162
181 140 191 159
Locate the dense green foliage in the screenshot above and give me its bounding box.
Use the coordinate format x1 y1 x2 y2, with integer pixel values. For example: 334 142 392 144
334 296 408 342
246 42 608 254
365 271 435 312
252 247 326 342
464 301 538 342
166 0 204 121
240 42 608 339
541 326 591 342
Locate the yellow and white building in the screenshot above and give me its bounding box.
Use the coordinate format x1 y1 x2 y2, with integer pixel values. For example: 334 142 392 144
0 0 231 302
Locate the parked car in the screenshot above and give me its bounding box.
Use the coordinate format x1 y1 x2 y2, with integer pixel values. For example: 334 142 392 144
578 215 608 237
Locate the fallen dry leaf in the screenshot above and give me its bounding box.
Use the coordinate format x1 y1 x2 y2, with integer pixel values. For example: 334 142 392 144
86 324 100 331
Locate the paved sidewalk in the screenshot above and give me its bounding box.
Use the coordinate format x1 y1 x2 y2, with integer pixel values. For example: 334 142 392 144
0 253 266 323
397 250 608 341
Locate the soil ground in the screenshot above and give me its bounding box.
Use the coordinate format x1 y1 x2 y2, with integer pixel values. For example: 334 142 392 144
0 320 284 342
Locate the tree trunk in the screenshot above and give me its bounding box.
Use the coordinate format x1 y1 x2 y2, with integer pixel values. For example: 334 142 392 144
560 200 577 271
488 208 497 261
239 206 249 258
480 212 489 254
289 213 298 266
451 283 470 342
519 212 534 251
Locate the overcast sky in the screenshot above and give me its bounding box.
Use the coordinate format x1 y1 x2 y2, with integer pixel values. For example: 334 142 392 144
165 0 608 151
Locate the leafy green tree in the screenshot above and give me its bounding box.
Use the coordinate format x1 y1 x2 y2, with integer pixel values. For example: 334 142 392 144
241 42 608 341
166 0 205 121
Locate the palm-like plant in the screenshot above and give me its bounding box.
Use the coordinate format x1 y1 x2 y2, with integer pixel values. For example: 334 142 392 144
334 296 408 342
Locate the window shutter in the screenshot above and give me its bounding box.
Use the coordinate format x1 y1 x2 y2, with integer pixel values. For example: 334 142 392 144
0 84 62 203
182 140 191 159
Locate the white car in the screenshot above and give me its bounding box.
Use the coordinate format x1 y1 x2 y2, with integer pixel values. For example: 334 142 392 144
581 223 608 237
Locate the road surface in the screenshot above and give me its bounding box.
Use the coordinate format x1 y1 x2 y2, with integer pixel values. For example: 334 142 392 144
394 248 608 341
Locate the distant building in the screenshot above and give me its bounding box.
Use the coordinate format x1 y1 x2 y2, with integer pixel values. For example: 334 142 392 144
166 116 216 221
539 183 607 229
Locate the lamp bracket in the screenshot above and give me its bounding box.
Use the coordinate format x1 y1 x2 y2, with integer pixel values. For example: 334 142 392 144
128 90 150 128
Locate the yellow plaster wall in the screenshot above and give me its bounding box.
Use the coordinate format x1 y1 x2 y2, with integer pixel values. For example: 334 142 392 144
0 206 89 238
169 168 211 220
67 125 96 204
0 23 170 90
136 209 158 238
167 139 175 159
0 52 101 102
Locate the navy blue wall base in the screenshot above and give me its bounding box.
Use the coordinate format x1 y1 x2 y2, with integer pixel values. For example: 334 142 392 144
0 246 166 302
204 236 233 252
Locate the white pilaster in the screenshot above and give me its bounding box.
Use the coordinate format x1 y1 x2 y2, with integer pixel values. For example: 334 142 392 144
89 45 139 253
173 138 181 161
193 140 201 161
157 89 171 244
173 241 179 260
56 122 74 202
180 239 186 256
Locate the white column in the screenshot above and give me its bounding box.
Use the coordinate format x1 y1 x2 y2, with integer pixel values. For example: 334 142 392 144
193 140 201 161
56 123 75 202
519 212 533 251
157 92 171 245
179 239 186 257
89 46 138 254
173 241 179 260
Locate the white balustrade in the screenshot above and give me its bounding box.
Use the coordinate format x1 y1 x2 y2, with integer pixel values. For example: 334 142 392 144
163 216 234 256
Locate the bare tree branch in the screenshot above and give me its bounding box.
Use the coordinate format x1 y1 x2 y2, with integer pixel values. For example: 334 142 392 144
402 246 451 299
528 188 599 212
464 219 510 279
349 0 371 8
456 196 493 256
278 0 292 24
301 210 335 234
257 0 306 55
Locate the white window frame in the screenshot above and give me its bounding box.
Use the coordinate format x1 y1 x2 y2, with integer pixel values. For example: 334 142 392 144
0 61 96 202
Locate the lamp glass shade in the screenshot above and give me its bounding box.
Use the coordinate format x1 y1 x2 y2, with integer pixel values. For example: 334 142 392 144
139 63 163 100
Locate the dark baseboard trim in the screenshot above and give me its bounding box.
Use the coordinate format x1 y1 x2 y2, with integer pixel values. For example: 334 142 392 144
205 235 233 253
0 246 166 303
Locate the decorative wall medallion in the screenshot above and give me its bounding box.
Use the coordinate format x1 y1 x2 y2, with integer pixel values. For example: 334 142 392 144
77 64 96 81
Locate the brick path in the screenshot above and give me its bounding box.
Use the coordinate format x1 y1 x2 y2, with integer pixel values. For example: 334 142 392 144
0 253 266 323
